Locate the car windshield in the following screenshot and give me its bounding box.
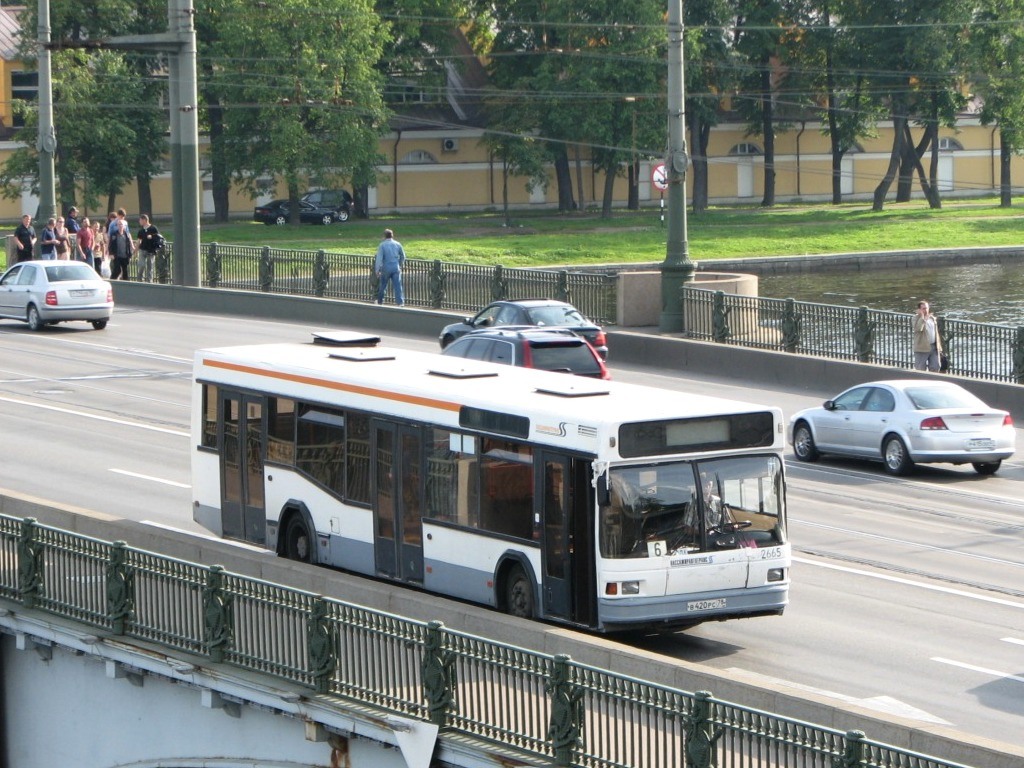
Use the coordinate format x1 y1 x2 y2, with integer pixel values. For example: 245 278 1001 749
44 264 98 282
905 386 985 410
600 455 785 558
527 305 587 327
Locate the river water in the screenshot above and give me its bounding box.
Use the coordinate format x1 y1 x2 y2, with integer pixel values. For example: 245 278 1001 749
757 261 1024 327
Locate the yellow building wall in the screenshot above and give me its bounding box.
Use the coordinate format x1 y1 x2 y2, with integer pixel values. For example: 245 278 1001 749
2 118 1024 223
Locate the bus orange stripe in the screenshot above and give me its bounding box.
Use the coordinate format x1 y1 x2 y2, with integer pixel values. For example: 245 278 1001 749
203 359 462 412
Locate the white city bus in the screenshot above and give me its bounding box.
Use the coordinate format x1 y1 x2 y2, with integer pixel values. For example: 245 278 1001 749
191 331 790 631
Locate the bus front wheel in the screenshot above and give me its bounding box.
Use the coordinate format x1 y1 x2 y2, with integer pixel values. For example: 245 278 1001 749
505 565 535 619
283 515 313 563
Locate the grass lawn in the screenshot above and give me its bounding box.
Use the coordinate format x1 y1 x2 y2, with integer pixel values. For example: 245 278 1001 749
195 197 1024 267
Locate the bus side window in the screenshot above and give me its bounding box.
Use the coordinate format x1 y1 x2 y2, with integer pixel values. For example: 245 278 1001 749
201 384 218 448
345 413 371 504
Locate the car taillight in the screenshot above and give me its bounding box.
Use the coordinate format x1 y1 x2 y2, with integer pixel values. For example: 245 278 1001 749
45 290 58 306
106 288 113 302
521 342 533 368
1004 415 1014 427
592 330 607 348
919 416 948 430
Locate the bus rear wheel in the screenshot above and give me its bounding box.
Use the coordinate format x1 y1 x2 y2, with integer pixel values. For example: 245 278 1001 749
283 515 313 563
505 565 535 619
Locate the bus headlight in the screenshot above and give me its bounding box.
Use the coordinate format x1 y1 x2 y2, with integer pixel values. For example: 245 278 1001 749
604 581 641 596
767 568 786 582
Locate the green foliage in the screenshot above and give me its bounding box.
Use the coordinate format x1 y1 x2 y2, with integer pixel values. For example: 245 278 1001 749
208 0 390 208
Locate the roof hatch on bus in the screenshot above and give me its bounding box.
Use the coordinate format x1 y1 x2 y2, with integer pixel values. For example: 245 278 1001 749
535 380 610 398
327 349 397 362
311 330 382 347
428 362 500 379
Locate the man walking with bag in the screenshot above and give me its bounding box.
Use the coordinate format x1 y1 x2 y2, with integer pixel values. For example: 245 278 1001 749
374 228 406 306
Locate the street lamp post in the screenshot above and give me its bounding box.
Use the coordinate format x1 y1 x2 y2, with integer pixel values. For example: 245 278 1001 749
36 0 57 228
659 0 695 333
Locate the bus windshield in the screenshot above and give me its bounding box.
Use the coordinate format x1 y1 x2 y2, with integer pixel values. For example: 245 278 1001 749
600 455 785 558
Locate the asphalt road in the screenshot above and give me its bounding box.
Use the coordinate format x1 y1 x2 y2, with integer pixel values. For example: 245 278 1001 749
1 306 1022 750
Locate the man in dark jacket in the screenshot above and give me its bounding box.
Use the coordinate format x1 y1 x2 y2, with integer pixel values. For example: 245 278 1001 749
136 214 161 283
108 218 134 280
14 214 36 262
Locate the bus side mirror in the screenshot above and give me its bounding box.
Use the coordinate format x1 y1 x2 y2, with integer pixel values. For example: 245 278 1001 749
597 475 610 506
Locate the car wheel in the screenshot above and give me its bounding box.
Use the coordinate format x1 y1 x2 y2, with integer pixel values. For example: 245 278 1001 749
882 435 914 476
440 333 455 349
972 461 1001 475
283 514 313 563
335 208 350 223
792 421 819 462
320 214 334 226
505 564 535 619
91 320 108 330
27 305 45 331
274 215 287 226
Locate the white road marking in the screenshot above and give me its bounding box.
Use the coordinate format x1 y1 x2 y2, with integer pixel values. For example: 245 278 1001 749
931 658 1024 685
793 556 1024 610
141 521 269 552
0 394 188 437
724 669 951 724
795 520 1024 570
109 469 190 488
1002 637 1024 646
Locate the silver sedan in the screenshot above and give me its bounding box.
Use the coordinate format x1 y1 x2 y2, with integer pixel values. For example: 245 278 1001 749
789 379 1015 476
0 260 113 331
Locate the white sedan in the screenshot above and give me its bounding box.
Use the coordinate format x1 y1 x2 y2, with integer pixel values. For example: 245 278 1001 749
789 379 1015 476
0 260 113 331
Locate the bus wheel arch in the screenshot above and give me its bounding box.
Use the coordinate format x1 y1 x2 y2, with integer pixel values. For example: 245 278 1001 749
495 554 537 619
278 502 318 565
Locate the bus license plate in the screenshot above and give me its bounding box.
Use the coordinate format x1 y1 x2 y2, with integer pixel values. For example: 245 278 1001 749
687 598 726 612
966 438 994 450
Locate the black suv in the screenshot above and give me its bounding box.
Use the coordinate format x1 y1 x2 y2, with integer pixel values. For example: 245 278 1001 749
438 299 608 359
301 189 354 222
441 327 610 379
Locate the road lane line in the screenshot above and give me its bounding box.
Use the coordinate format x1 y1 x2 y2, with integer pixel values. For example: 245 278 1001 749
141 521 269 552
793 556 1024 610
931 658 1024 685
794 519 1024 569
1002 637 1024 646
0 394 188 436
109 469 190 488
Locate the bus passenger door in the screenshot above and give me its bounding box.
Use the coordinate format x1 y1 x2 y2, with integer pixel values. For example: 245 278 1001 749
538 453 596 626
220 392 267 545
372 422 424 583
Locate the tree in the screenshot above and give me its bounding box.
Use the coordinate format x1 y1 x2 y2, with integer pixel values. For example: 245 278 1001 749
473 0 664 217
838 0 969 211
731 0 794 208
685 0 734 213
208 0 390 221
967 0 1024 206
1 0 168 217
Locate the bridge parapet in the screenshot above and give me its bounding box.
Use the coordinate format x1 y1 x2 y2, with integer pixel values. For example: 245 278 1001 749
2 508 1020 768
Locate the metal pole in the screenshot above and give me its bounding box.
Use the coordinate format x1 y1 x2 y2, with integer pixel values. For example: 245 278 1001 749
659 0 694 333
171 0 201 287
36 0 57 228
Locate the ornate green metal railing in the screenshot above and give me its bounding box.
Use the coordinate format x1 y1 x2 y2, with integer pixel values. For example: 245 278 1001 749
185 241 618 325
155 241 1022 384
682 288 1024 384
0 514 980 768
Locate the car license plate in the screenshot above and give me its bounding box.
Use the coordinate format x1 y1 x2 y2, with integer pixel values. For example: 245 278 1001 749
966 438 994 450
70 289 92 297
686 598 726 612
